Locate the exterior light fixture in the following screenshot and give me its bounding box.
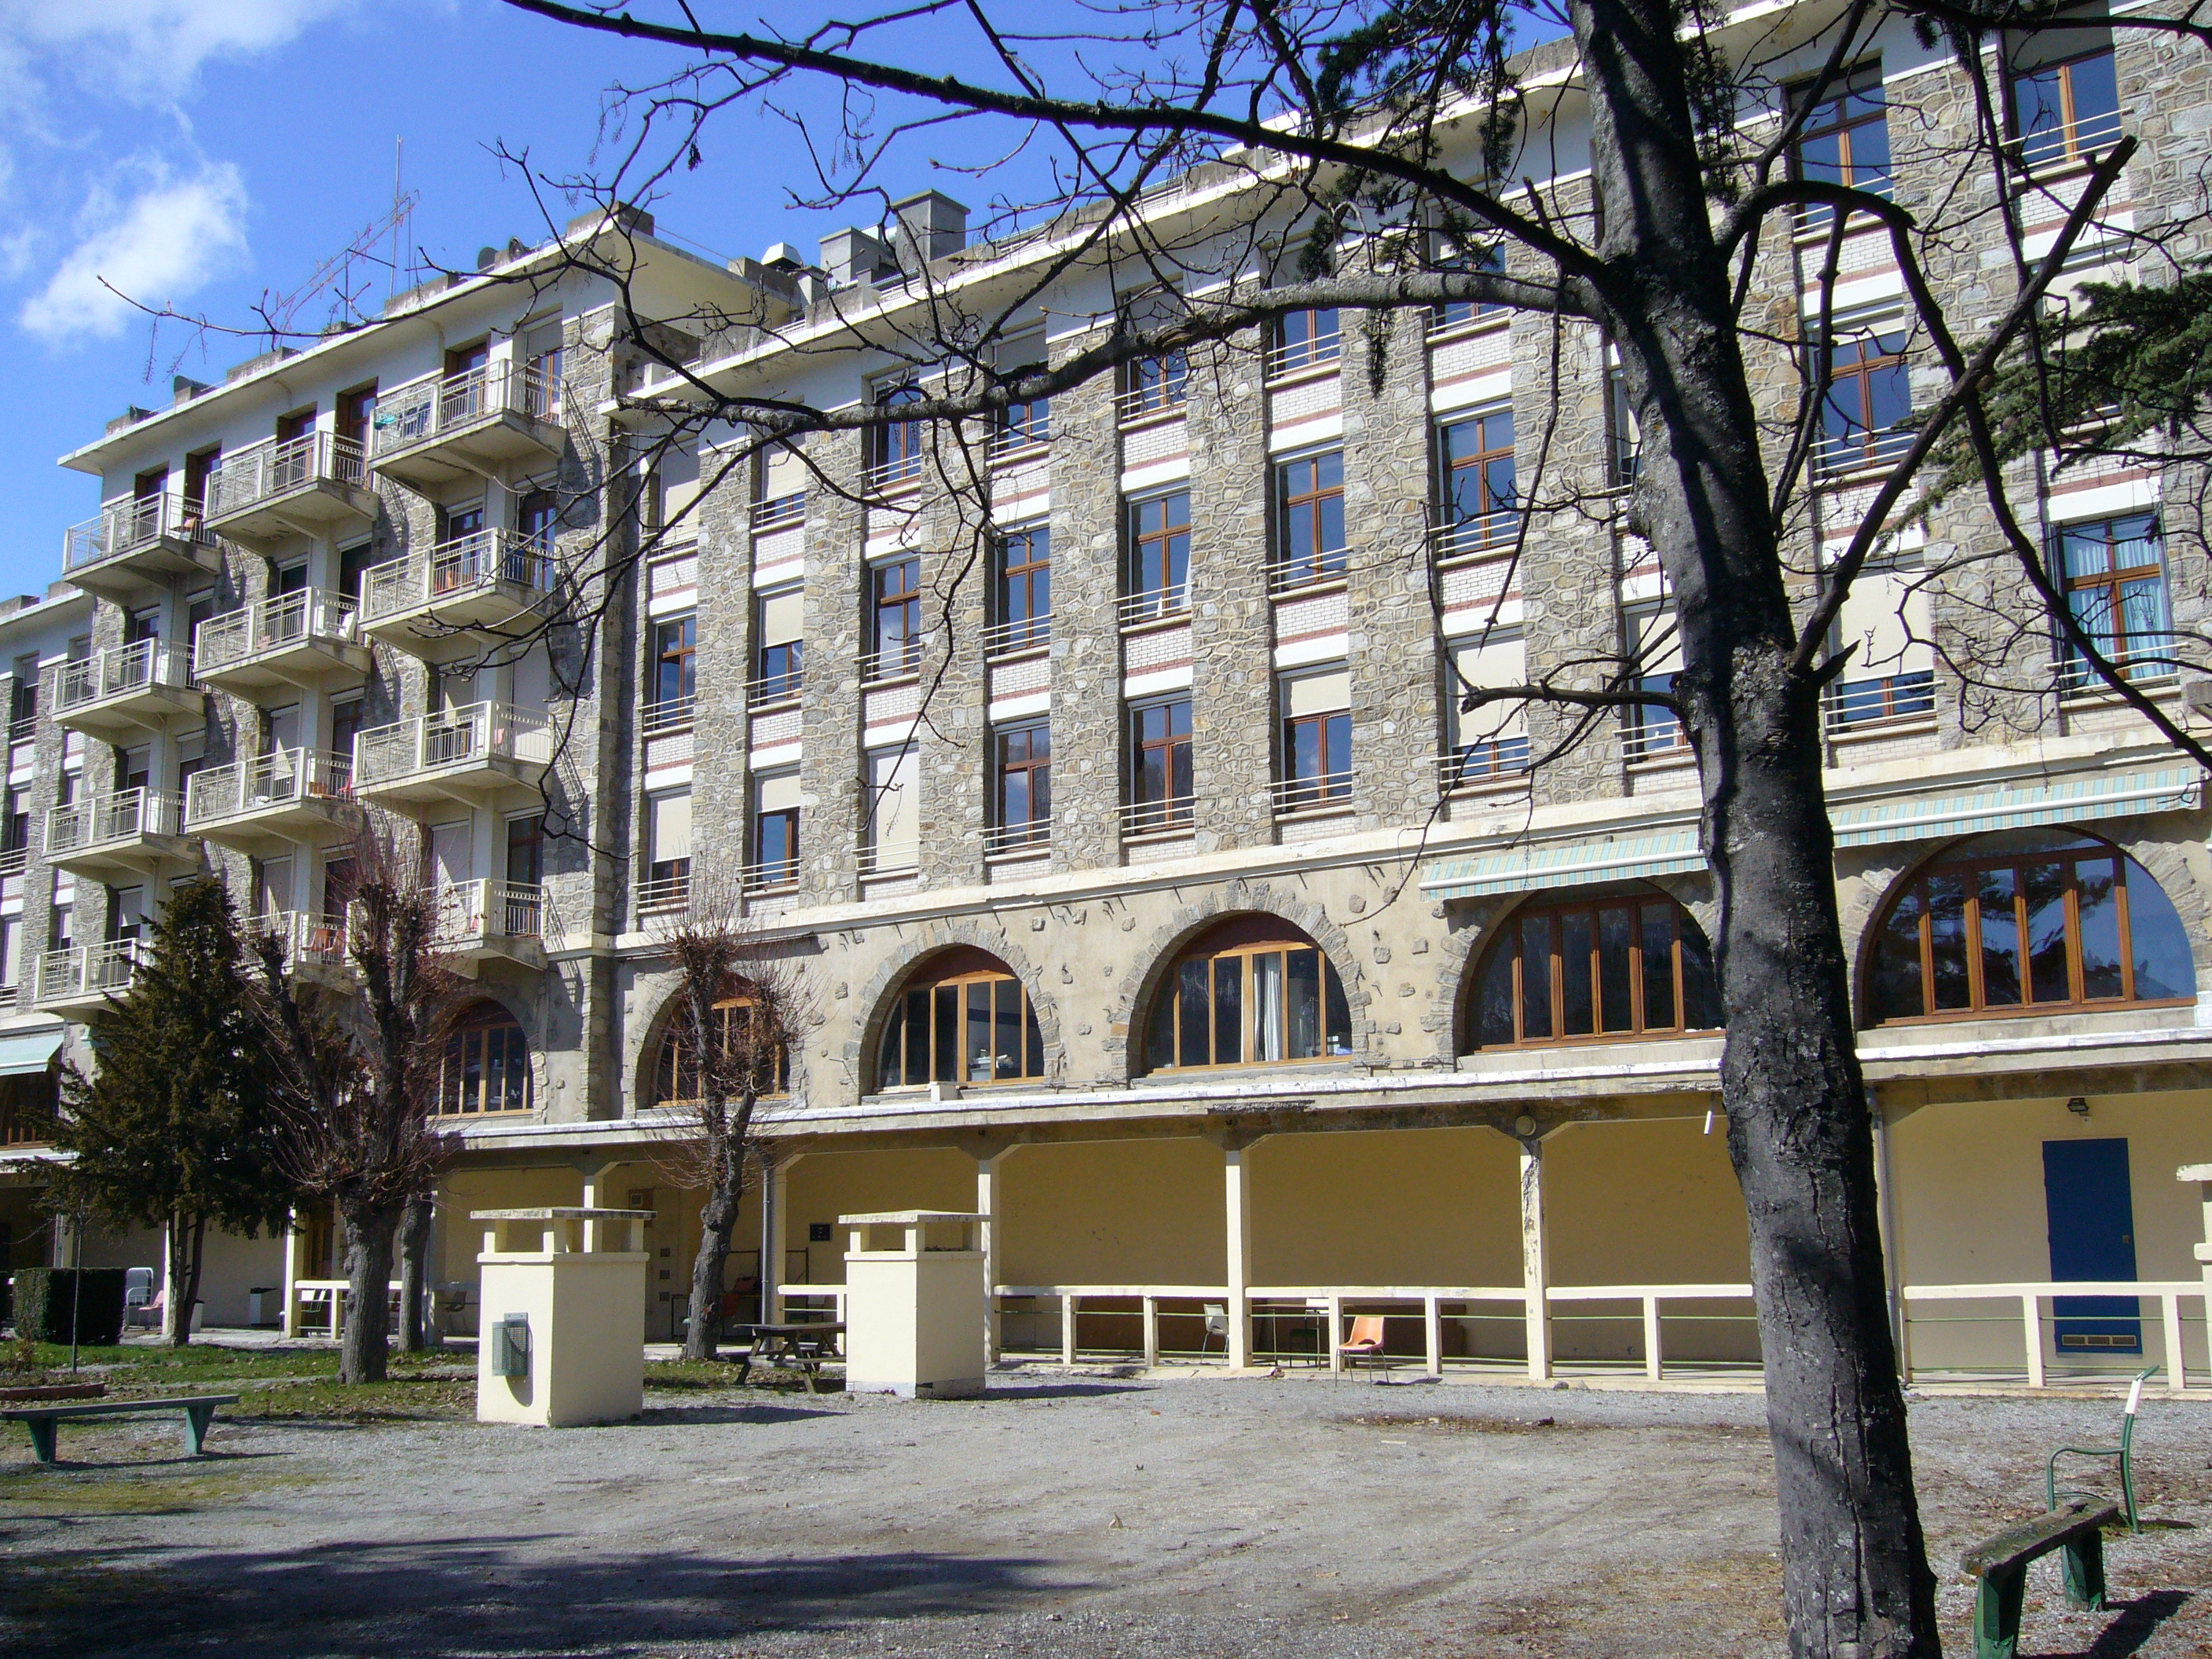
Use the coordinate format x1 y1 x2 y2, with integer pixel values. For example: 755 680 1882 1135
2066 1096 2091 1119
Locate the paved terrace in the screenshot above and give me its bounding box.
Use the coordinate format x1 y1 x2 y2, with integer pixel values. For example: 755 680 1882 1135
3 1354 2208 1659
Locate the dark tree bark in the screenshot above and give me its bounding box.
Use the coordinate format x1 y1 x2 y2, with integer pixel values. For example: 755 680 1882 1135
683 1147 743 1363
396 1194 435 1353
166 1210 207 1349
339 1195 400 1383
1574 1 1935 1650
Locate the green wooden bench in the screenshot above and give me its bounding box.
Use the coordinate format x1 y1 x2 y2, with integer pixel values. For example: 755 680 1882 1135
2 1394 240 1465
1959 1500 2120 1659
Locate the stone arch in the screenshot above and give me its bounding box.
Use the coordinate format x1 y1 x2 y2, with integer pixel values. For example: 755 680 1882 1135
849 919 1064 1095
622 967 815 1116
441 984 548 1116
1103 881 1370 1079
1845 822 2212 1020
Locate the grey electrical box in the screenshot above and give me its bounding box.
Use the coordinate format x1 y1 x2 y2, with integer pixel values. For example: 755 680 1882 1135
491 1313 531 1378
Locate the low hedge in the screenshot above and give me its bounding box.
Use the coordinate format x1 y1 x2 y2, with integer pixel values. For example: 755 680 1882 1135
9 1267 126 1345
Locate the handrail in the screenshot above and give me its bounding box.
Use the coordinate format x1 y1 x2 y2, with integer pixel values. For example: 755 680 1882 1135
1270 771 1353 815
193 588 358 672
430 879 544 944
1119 795 1196 837
1118 584 1189 629
353 701 552 786
360 528 558 622
745 668 804 709
981 613 1049 657
1438 738 1532 791
370 359 561 457
983 819 1051 858
250 910 350 967
643 694 697 734
185 748 354 827
53 641 196 712
34 939 141 1005
1430 510 1525 562
46 787 183 853
860 637 925 683
61 494 211 572
203 431 367 519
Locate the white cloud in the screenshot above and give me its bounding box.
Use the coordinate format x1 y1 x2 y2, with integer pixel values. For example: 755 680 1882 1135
20 163 250 341
0 1 354 104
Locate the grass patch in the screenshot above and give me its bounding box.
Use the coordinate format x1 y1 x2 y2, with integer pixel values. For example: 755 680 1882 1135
222 1376 474 1423
643 1358 841 1395
0 1462 324 1517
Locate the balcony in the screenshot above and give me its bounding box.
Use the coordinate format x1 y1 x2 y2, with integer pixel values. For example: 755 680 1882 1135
201 433 377 547
430 879 546 970
739 855 802 894
193 588 371 696
60 495 222 601
1826 671 1936 734
855 844 914 881
52 642 200 740
249 910 350 972
635 870 690 917
643 694 695 736
369 361 565 491
44 788 191 879
185 749 356 850
353 701 552 808
1268 555 1350 598
1623 715 1696 766
358 530 558 658
1814 424 1917 481
34 940 141 1016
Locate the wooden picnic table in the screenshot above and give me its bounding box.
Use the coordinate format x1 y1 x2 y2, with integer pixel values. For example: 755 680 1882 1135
733 1322 846 1392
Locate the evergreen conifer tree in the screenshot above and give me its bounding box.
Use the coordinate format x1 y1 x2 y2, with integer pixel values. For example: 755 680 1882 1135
51 879 295 1346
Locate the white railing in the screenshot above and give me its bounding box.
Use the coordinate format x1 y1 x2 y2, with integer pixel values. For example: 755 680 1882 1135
203 432 367 521
1622 716 1694 764
371 360 560 458
1120 795 1196 838
752 493 807 532
1430 510 1525 562
981 614 1049 657
46 787 183 855
353 701 551 789
984 819 1051 858
1438 738 1532 791
1826 672 1936 732
61 494 211 573
1266 326 1341 379
990 407 1051 457
193 588 358 675
643 694 695 735
745 668 804 709
856 843 917 879
1118 584 1189 629
861 449 925 493
1116 375 1189 425
2057 643 2180 695
0 845 27 879
1902 1280 2210 1391
35 939 141 1007
1270 771 1353 815
2017 107 2126 171
359 529 558 624
738 856 801 893
1814 423 1917 478
185 748 354 829
431 879 544 947
861 638 925 683
53 641 195 714
251 910 349 968
635 871 691 915
1268 554 1350 595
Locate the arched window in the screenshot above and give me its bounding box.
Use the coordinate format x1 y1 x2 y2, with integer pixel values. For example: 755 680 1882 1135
1866 830 2193 1024
1144 918 1352 1071
877 949 1044 1088
1471 890 1721 1049
651 994 791 1106
440 1003 531 1115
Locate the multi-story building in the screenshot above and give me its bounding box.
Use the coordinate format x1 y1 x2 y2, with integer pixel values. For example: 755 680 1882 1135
5 11 2210 1381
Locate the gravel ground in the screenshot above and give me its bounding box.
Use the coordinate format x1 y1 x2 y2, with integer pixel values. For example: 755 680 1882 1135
1 1368 2207 1658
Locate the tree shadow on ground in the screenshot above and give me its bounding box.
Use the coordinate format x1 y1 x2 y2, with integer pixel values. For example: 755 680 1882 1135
0 1533 1070 1659
2049 1588 2193 1659
637 1403 837 1426
980 1382 1152 1401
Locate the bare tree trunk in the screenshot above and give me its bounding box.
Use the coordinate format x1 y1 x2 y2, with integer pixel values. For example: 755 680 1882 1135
395 1194 434 1353
683 1153 742 1363
163 1210 204 1349
338 1197 398 1384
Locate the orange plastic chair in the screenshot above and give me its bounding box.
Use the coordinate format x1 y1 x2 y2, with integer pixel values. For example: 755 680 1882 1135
1339 1314 1388 1375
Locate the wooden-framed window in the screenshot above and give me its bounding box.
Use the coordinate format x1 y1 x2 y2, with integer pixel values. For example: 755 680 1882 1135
869 382 925 482
877 951 1044 1087
1433 243 1507 331
1472 891 1722 1048
870 555 922 676
1144 920 1353 1071
1865 830 2193 1024
1791 64 1893 208
1272 307 1340 375
440 1004 531 1115
994 719 1051 840
1437 409 1517 554
1279 667 1352 808
1815 331 1911 474
652 994 790 1105
1127 490 1191 616
0 1070 58 1148
653 614 697 712
1124 351 1188 416
996 526 1050 647
1274 450 1346 587
2010 44 2121 167
752 771 800 885
2054 513 2170 687
1130 697 1193 830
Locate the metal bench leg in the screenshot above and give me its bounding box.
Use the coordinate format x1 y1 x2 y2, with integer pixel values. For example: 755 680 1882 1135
1974 1565 2027 1659
2062 1527 2108 1612
181 1403 214 1457
24 1419 56 1465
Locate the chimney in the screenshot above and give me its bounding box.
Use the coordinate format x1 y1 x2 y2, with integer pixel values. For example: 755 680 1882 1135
820 225 895 289
888 191 969 269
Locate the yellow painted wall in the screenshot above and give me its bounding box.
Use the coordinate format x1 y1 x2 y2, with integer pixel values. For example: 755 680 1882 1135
1889 1090 2212 1375
784 1147 977 1287
1248 1126 1520 1287
998 1137 1225 1287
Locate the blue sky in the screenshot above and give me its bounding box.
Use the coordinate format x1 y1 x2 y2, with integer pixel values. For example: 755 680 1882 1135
0 0 1068 596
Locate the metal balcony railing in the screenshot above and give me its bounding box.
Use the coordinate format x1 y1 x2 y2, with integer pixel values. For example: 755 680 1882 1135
1120 795 1196 838
1266 327 1341 380
983 819 1051 857
1430 510 1525 562
1270 771 1354 815
982 613 1049 657
53 641 196 716
46 787 184 856
185 748 354 828
203 432 368 521
1814 424 1917 479
0 845 27 879
193 588 358 676
746 668 804 709
1268 553 1350 595
861 637 925 683
1437 738 1533 791
251 910 350 968
991 406 1051 457
2057 643 2181 696
643 694 695 736
856 842 917 879
431 879 544 946
752 493 807 532
1622 715 1695 764
1116 374 1189 425
61 494 211 573
862 448 925 493
635 871 691 915
738 855 802 893
371 360 561 458
1119 584 1190 629
1826 671 1937 732
35 939 140 1007
360 529 558 623
353 701 552 789
2016 107 2126 171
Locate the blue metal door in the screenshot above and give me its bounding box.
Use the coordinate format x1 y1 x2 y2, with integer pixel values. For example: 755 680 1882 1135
2042 1137 2141 1353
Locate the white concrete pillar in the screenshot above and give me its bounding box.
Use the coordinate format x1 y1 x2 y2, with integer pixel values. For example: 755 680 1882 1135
766 1156 794 1323
972 1141 1014 1362
280 1207 302 1338
1869 1091 1906 1372
1518 1130 1551 1381
1224 1141 1254 1370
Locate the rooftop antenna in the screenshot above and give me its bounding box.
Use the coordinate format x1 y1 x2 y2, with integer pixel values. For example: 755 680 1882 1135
388 136 405 310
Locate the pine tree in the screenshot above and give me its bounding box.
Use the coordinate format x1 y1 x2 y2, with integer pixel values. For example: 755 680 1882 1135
50 879 296 1346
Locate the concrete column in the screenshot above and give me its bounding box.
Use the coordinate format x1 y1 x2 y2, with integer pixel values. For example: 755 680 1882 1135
1869 1091 1907 1372
1224 1139 1255 1369
1518 1129 1551 1381
766 1155 796 1323
280 1208 301 1338
972 1141 1014 1362
577 1159 619 1252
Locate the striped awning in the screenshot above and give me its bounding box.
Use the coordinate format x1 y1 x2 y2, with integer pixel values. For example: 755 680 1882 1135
0 1028 64 1077
1421 764 2204 900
